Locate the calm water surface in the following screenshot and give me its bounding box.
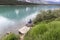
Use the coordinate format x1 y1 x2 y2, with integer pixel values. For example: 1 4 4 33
0 5 60 38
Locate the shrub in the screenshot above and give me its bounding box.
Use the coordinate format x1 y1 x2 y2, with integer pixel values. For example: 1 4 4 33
55 17 60 21
47 21 60 30
2 33 20 40
24 21 60 40
24 23 48 40
41 29 60 40
34 9 60 24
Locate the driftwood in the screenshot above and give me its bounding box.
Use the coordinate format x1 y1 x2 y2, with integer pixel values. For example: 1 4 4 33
18 22 33 40
18 26 31 35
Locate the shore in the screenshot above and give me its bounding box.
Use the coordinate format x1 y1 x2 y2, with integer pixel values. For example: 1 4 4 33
0 11 38 39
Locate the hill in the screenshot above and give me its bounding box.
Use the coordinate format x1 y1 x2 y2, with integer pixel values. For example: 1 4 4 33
0 1 39 5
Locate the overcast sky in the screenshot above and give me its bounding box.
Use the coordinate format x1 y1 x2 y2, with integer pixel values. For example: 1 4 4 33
18 0 60 3
45 0 60 2
26 0 60 2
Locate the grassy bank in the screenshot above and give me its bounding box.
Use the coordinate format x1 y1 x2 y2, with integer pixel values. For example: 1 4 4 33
24 9 60 40
2 33 20 40
24 21 60 40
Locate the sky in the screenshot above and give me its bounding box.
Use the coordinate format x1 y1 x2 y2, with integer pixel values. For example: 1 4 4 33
18 0 60 3
45 0 60 2
26 0 60 2
26 0 30 2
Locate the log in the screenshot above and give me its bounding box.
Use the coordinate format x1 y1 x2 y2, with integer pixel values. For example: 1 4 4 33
18 26 31 34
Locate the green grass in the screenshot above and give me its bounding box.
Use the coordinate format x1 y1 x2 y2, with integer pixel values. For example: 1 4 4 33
24 21 60 40
24 23 47 40
2 33 20 40
24 9 60 40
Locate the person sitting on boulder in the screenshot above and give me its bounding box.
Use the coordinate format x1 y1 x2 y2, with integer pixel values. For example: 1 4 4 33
28 19 32 24
26 19 33 27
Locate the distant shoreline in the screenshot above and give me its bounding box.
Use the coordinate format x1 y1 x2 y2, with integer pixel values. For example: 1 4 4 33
0 1 60 5
0 4 60 6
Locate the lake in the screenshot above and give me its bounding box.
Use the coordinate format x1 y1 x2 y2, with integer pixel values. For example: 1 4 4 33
0 5 60 38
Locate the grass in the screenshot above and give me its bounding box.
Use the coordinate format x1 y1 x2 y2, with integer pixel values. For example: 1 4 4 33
24 23 47 40
24 9 60 40
2 33 20 40
24 21 60 40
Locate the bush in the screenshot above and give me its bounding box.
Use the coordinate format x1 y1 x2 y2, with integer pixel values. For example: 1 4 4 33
47 21 60 30
24 23 48 40
24 21 60 40
55 17 60 21
41 29 60 40
34 9 60 24
2 33 20 40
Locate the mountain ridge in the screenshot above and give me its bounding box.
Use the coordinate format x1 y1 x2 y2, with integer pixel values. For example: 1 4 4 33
46 1 60 4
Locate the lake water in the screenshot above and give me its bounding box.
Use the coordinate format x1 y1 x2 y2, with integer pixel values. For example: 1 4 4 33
0 5 60 38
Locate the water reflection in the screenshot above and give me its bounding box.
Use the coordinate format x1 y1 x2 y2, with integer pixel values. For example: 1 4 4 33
26 7 30 12
15 9 19 15
0 5 39 20
0 5 59 20
0 16 15 35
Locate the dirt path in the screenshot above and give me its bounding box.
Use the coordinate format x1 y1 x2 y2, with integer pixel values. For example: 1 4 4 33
20 34 25 40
